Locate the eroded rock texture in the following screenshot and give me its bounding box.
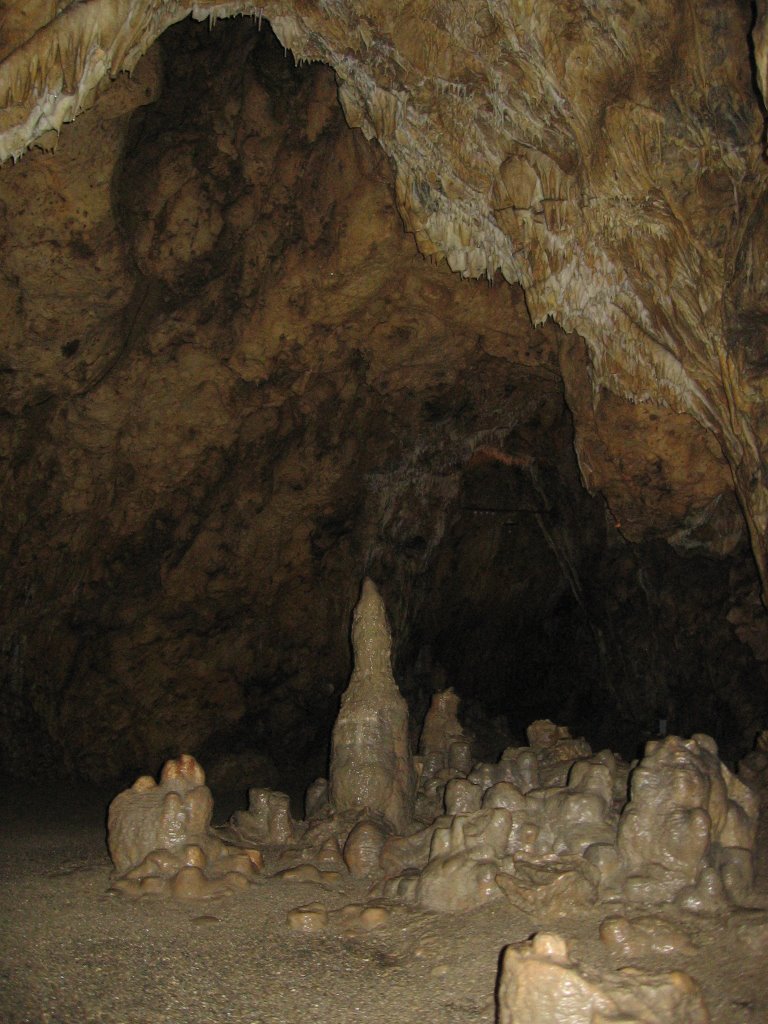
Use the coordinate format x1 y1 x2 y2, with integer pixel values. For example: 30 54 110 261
0 13 767 785
329 578 415 831
1 0 768 565
618 734 759 906
107 754 261 897
497 932 710 1024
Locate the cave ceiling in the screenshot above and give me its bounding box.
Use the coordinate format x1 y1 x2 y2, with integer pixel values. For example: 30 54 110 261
1 0 767 782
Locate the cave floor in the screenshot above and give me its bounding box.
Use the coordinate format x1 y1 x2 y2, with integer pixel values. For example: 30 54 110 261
1 782 767 1024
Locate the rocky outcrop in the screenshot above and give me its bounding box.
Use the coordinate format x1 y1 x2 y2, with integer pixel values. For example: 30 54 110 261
497 932 710 1024
618 734 759 905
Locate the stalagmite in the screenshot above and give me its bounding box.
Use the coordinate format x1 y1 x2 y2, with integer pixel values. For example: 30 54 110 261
497 933 710 1024
107 754 261 898
328 578 416 833
418 687 468 772
617 734 759 906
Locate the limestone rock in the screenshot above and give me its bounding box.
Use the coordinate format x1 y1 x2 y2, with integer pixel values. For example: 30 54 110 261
379 822 442 877
343 819 388 879
287 902 328 932
107 754 213 875
600 915 696 959
107 754 260 898
526 720 592 787
328 578 416 832
419 689 468 773
498 932 710 1024
618 735 759 905
496 859 597 922
305 778 329 819
444 778 482 815
0 12 766 794
228 788 298 846
414 808 512 912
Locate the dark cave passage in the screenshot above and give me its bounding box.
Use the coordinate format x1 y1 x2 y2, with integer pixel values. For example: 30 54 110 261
0 16 766 796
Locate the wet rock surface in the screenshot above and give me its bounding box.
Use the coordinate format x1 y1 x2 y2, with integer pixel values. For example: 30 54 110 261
107 754 260 897
328 579 415 832
2 765 767 1024
498 932 710 1024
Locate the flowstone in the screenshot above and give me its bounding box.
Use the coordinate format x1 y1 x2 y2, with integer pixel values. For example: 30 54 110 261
107 754 260 898
617 734 758 905
497 932 710 1024
418 688 469 775
328 578 416 832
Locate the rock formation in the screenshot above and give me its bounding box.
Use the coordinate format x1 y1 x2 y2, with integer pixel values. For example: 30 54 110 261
618 734 758 906
226 787 298 845
0 11 766 788
1 0 767 599
99 583 762 1024
107 754 261 897
497 932 710 1024
2 6 767 1014
328 578 415 833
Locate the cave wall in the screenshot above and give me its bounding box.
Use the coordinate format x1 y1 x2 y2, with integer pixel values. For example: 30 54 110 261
1 0 768 591
1 12 767 784
0 22 564 781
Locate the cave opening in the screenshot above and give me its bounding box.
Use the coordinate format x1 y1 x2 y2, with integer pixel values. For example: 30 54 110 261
1 14 766 800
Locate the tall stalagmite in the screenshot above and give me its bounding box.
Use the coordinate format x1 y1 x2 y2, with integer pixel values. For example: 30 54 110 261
328 579 415 832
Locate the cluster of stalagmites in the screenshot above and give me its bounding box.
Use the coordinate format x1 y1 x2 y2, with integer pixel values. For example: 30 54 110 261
107 579 762 1017
107 753 263 898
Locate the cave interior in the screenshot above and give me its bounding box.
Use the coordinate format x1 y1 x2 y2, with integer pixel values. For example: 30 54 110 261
1 17 766 792
2 6 768 1023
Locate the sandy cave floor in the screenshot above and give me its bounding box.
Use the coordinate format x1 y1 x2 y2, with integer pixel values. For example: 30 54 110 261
1 780 767 1024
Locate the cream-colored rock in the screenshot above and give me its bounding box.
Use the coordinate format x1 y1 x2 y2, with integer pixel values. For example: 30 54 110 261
413 809 512 912
379 823 442 877
600 915 696 958
335 903 391 932
329 579 416 832
444 778 482 815
275 864 342 885
618 735 758 905
107 754 214 875
526 720 592 787
498 932 710 1024
418 688 467 766
343 819 388 879
228 788 298 845
107 755 260 898
496 859 596 921
287 902 328 932
495 748 540 793
305 778 329 819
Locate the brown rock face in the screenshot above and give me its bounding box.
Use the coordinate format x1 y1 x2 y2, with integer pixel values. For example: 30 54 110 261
1 0 767 585
0 16 767 785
